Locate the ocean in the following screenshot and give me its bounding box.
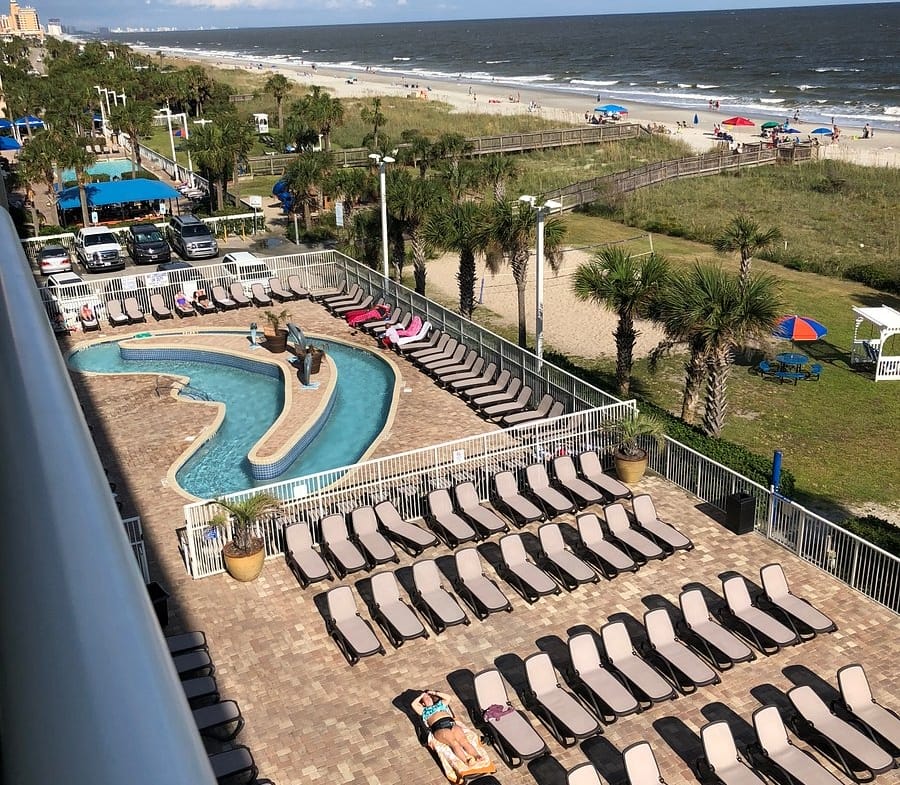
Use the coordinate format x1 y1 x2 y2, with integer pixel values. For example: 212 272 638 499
115 4 900 131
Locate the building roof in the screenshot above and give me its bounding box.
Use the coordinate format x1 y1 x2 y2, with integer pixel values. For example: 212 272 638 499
56 178 181 210
853 305 900 332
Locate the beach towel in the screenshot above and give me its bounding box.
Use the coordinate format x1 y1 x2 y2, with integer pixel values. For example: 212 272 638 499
426 723 495 784
346 303 389 327
382 315 423 347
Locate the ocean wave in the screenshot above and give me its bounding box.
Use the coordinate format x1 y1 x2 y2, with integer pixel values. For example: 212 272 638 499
695 84 719 90
569 79 620 87
797 84 822 91
760 98 785 104
485 60 512 64
392 57 411 61
814 67 862 73
881 106 900 116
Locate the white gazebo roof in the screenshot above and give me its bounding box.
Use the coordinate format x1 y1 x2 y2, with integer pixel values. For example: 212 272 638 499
852 305 900 333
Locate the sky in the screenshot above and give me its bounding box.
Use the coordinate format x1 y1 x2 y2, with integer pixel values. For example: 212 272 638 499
37 0 895 33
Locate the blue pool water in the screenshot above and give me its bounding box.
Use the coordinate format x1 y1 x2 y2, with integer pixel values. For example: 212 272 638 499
67 338 395 498
61 158 141 181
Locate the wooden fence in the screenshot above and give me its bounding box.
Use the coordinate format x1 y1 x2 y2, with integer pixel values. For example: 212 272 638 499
246 122 645 176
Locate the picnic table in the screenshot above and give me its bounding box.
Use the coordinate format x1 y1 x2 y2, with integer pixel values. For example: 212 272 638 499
776 352 808 371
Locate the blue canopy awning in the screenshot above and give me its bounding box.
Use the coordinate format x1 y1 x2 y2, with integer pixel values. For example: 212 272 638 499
14 115 44 129
56 178 181 210
0 136 21 150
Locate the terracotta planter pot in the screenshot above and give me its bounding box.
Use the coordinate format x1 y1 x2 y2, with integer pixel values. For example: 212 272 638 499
614 450 648 484
222 540 265 581
264 327 288 353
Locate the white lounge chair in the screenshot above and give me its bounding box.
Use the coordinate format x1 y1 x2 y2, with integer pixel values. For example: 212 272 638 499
498 533 560 603
369 570 428 648
759 563 837 637
284 522 331 588
600 621 676 707
452 547 512 619
678 588 755 670
719 575 799 654
837 664 900 754
324 585 385 665
538 522 598 590
752 705 843 785
697 721 767 785
566 632 640 723
523 652 600 747
410 559 469 633
643 608 720 693
575 512 637 579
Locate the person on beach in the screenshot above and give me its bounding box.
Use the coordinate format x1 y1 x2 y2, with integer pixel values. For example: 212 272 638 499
863 123 871 139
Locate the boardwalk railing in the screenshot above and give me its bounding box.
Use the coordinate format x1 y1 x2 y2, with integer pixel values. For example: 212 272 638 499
247 123 644 175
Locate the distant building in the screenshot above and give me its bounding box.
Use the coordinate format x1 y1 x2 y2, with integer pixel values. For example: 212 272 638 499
46 17 61 36
1 1 44 38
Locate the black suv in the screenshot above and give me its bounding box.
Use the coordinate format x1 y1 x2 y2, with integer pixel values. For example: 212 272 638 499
126 223 172 265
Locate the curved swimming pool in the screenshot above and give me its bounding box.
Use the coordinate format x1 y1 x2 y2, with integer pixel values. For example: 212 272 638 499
67 336 396 499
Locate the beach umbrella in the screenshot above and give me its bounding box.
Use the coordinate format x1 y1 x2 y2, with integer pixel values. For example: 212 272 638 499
811 127 833 135
0 136 21 150
782 126 801 134
693 113 699 125
723 116 755 127
595 104 628 114
761 121 781 129
772 315 828 342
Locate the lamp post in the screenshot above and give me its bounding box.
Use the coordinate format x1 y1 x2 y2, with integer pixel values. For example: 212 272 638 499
518 195 562 365
93 85 109 142
157 108 178 180
368 152 394 280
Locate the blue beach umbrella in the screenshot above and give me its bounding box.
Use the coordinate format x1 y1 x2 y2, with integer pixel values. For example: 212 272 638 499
595 103 628 114
0 136 21 150
811 127 833 136
782 127 801 134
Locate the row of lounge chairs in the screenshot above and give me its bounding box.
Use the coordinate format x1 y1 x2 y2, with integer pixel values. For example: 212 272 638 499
166 631 258 784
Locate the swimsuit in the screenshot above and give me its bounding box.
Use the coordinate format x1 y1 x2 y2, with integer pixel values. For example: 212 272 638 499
430 717 455 732
421 700 450 723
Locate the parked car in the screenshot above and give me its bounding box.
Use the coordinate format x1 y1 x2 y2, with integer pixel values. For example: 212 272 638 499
74 227 125 273
168 214 218 260
42 271 104 320
221 252 274 292
156 260 194 272
36 244 73 275
126 223 172 265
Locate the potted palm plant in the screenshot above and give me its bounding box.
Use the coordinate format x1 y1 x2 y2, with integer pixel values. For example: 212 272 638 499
263 308 291 353
610 411 667 484
209 492 282 582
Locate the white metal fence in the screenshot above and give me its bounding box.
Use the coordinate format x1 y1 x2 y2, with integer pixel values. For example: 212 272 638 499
122 515 150 583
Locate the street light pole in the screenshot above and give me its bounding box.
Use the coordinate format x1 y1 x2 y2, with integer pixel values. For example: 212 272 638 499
93 85 109 143
519 195 562 365
369 152 394 280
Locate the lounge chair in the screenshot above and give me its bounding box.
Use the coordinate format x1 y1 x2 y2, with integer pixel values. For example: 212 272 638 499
150 293 173 320
369 570 429 647
332 293 373 317
286 274 310 299
410 559 469 633
473 668 550 768
284 522 332 588
696 720 767 785
623 741 670 785
401 329 445 355
759 563 837 637
319 282 360 307
418 341 465 372
788 685 896 780
469 375 521 408
193 699 244 741
538 523 598 590
567 763 604 785
123 297 146 323
481 385 533 420
449 362 498 392
577 450 633 501
552 455 604 507
837 664 900 754
575 512 637 578
498 533 560 603
208 745 258 785
269 276 296 301
523 651 600 746
566 632 640 723
79 305 100 331
228 282 251 307
349 506 399 566
320 513 369 578
600 621 676 706
452 547 512 619
324 585 385 665
525 463 577 517
250 282 272 306
719 575 799 654
182 675 219 707
431 348 479 380
501 394 560 427
192 290 216 314
173 293 196 317
373 500 438 556
439 355 485 386
393 319 432 349
604 503 665 563
368 308 407 337
678 588 755 670
460 368 512 401
492 471 544 527
642 608 720 694
631 494 694 553
211 285 237 310
172 649 215 679
407 333 452 363
751 705 844 785
453 481 510 537
425 489 478 548
166 631 207 656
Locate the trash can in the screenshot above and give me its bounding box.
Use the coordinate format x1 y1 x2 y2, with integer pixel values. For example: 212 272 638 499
724 492 756 535
146 581 170 629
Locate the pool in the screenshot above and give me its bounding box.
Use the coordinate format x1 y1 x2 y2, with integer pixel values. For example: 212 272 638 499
61 159 142 182
67 335 396 499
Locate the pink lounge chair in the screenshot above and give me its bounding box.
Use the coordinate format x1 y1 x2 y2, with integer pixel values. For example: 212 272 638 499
346 303 389 327
382 315 423 347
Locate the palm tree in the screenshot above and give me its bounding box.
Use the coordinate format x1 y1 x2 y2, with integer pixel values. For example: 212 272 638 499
323 166 371 234
55 137 96 227
302 86 344 151
107 100 155 176
222 116 256 202
398 130 435 178
17 130 62 233
360 97 386 149
482 199 566 348
387 170 441 293
654 263 781 435
423 199 487 318
212 492 282 556
264 73 291 130
283 151 332 231
185 122 233 211
433 132 471 173
572 248 670 397
181 65 213 116
480 154 520 201
713 215 783 290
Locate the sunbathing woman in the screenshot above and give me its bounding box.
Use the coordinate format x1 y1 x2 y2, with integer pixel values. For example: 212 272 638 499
412 691 485 765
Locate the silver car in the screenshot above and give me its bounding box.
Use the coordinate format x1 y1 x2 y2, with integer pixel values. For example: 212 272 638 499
37 244 73 275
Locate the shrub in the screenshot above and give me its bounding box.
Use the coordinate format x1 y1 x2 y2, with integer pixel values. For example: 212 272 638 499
840 515 900 557
844 264 900 295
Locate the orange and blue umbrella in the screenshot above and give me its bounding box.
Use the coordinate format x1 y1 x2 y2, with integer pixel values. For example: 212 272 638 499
773 315 828 341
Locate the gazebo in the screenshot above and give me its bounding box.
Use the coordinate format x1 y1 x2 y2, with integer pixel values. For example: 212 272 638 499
850 305 900 381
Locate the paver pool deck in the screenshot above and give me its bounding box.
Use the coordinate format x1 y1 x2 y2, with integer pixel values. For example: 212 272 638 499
60 300 900 785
